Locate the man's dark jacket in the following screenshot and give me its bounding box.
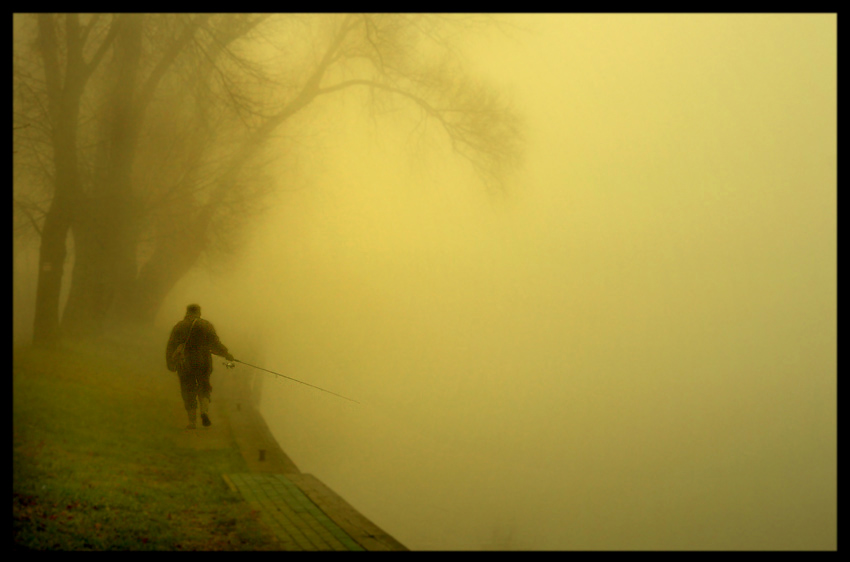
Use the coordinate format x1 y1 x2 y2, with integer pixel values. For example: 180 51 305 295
166 314 232 375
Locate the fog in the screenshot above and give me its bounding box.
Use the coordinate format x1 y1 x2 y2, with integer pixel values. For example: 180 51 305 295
152 14 834 550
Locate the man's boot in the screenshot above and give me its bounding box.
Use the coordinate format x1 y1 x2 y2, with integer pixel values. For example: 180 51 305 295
200 397 211 427
186 409 197 429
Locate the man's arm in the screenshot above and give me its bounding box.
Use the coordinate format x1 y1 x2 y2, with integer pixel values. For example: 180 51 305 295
204 321 234 361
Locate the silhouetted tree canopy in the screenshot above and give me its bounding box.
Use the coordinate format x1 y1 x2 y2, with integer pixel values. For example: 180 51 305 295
13 13 523 344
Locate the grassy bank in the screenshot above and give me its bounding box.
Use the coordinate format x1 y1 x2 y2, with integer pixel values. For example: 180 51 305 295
13 337 281 551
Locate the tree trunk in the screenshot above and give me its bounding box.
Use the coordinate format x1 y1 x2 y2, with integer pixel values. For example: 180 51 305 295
60 200 137 337
32 199 72 346
31 14 86 346
118 226 207 325
61 15 143 339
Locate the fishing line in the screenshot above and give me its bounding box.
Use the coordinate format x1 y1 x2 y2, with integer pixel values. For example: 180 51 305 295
224 358 360 404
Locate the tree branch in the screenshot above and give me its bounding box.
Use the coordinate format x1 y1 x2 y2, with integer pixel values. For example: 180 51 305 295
263 16 357 124
14 197 46 237
81 15 120 80
315 78 459 147
136 14 214 116
36 15 61 111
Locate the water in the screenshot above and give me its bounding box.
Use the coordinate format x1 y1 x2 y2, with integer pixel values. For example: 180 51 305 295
161 14 835 550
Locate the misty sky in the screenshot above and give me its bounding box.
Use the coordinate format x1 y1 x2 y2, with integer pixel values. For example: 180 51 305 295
158 14 836 550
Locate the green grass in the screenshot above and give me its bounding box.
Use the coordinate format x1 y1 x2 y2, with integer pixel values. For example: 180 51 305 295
13 338 282 551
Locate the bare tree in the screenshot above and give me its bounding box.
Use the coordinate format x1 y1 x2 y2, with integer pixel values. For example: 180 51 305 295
14 14 120 345
13 13 523 343
124 14 522 323
59 14 220 337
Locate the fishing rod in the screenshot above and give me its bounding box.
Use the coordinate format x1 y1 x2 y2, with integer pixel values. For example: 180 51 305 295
224 359 360 404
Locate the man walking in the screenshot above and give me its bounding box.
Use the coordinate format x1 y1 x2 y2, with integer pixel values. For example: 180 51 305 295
166 304 234 429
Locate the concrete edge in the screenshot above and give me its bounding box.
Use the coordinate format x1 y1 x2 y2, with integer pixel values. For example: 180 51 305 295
285 473 408 551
